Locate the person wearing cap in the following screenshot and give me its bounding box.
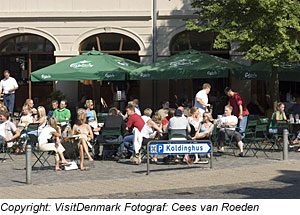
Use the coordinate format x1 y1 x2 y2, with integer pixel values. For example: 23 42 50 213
167 109 191 164
0 70 18 114
167 109 191 133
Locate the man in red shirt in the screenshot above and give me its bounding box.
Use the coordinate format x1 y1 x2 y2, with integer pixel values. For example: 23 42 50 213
224 87 249 138
119 105 145 162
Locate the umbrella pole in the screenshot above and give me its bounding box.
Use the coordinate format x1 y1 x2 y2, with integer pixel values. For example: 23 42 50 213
28 54 32 99
92 80 97 109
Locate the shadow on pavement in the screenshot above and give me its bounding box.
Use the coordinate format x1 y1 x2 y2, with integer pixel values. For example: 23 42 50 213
133 165 203 174
225 170 300 198
11 180 26 185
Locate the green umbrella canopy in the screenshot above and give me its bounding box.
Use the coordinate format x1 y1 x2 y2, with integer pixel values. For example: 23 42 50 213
233 62 272 80
129 50 247 80
243 62 300 81
31 50 142 82
278 62 300 81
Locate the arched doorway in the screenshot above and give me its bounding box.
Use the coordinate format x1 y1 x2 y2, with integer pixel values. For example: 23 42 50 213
0 34 55 112
79 33 141 111
169 30 230 116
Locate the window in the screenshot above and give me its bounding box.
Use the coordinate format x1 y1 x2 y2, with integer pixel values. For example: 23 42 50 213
80 33 140 53
170 31 230 57
0 34 54 53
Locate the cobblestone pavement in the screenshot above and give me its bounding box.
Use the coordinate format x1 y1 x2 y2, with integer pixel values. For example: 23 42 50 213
0 148 300 198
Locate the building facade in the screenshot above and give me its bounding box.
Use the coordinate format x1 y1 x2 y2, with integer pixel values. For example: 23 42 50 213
0 0 249 112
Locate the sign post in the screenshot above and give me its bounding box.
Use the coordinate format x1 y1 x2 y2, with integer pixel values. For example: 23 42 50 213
147 140 213 175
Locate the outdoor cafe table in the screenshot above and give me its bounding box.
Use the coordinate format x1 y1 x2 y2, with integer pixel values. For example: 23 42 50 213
288 122 300 136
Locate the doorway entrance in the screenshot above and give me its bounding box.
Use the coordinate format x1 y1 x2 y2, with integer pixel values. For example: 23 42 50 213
0 34 55 112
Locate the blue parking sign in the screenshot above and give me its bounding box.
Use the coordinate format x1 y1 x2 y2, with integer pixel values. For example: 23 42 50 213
149 142 211 155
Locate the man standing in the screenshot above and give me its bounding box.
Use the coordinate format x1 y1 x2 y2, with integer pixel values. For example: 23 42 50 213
194 83 211 122
224 87 249 137
0 70 18 114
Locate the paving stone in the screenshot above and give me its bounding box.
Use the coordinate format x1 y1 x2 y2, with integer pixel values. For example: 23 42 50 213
0 149 300 198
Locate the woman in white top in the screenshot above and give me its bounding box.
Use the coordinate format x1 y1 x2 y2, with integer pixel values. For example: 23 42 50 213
18 105 34 129
192 112 214 163
141 109 163 138
37 106 47 133
140 109 162 164
187 107 201 133
38 118 70 171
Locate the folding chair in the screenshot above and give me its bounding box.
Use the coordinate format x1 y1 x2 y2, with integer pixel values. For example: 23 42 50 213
210 125 218 147
25 123 54 169
268 121 293 151
166 129 189 163
100 127 123 160
1 140 14 162
222 128 240 156
251 123 270 157
168 129 188 140
97 113 109 124
243 119 259 157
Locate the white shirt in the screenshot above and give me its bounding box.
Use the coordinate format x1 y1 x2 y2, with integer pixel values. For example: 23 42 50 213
135 108 141 116
194 89 208 111
38 126 56 145
219 115 238 130
0 77 18 94
0 123 5 137
141 115 154 139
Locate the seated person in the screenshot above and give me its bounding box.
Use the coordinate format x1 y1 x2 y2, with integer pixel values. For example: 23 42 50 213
52 99 71 124
38 118 70 171
287 96 300 114
192 112 214 163
128 100 141 116
177 106 187 117
72 111 94 171
162 108 175 133
187 107 201 137
146 112 163 163
167 109 191 164
132 99 141 115
217 105 244 157
18 105 34 130
27 106 47 137
85 99 98 128
269 102 287 134
18 105 34 127
47 100 58 118
37 106 47 134
292 133 300 152
0 110 20 150
151 112 163 135
157 100 170 119
167 109 191 139
130 108 162 164
120 105 145 162
24 98 38 115
94 107 125 160
193 112 214 140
